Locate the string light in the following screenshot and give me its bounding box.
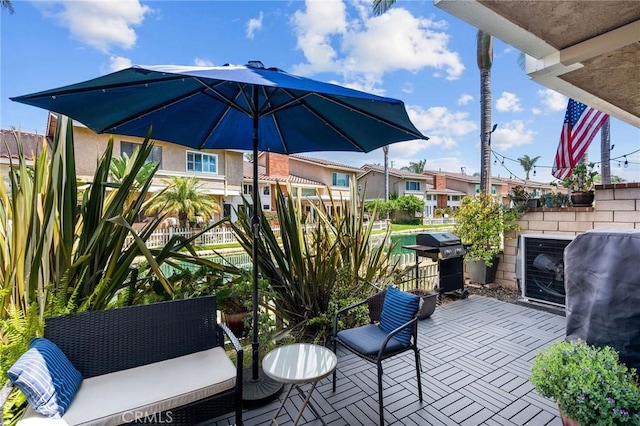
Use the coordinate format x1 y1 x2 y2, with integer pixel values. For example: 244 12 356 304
624 155 629 168
491 148 640 169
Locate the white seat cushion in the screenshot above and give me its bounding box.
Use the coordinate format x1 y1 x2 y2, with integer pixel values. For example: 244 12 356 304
18 347 236 426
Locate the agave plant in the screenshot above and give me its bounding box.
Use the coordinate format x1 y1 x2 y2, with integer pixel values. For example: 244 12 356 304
230 183 395 341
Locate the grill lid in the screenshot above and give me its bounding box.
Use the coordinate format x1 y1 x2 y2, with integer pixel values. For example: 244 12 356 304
416 232 461 247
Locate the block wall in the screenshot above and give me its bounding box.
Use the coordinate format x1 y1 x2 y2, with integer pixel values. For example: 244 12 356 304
494 183 640 289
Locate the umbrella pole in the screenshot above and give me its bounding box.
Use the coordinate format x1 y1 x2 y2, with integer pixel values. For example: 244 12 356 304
243 93 283 404
251 122 260 382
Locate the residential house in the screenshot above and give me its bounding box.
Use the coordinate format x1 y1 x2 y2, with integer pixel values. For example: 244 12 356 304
237 158 324 221
357 164 466 218
46 114 245 226
1 129 50 181
241 153 361 220
424 170 556 206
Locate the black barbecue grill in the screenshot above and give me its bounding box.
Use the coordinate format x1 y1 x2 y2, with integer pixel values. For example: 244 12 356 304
404 232 469 299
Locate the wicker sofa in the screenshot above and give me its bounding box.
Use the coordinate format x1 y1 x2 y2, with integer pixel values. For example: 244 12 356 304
1 296 243 426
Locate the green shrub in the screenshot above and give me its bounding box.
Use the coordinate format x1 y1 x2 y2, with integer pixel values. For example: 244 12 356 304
530 340 640 425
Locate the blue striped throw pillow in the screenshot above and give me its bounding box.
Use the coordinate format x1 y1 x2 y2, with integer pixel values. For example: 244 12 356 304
378 286 420 346
8 338 83 418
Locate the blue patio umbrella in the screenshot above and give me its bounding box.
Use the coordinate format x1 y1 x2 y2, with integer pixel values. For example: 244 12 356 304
12 61 428 402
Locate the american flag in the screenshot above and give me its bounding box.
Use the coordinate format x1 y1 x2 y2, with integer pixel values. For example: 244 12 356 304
552 99 608 179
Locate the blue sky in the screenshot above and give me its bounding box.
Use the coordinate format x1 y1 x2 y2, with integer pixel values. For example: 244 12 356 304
2 0 639 183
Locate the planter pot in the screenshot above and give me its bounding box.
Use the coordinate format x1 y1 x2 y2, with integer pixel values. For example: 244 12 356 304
467 257 499 285
222 311 249 338
559 406 579 426
570 191 594 207
408 290 437 320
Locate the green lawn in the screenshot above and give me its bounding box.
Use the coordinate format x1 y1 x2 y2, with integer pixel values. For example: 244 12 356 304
390 223 454 232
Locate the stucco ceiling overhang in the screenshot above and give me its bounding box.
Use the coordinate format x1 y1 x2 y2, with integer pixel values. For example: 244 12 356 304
434 0 640 127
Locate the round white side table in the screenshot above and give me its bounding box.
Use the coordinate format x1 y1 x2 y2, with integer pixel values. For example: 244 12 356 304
262 343 337 425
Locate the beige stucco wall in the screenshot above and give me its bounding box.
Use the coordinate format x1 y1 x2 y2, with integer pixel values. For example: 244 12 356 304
71 128 243 194
288 159 357 199
358 172 386 200
358 171 428 200
494 184 640 289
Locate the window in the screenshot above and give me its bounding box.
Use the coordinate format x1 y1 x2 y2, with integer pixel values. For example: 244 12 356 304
186 151 217 174
263 205 270 210
263 186 270 195
223 204 232 218
301 188 316 197
475 184 496 195
243 184 253 195
451 195 461 201
405 181 421 191
121 141 162 168
332 172 349 187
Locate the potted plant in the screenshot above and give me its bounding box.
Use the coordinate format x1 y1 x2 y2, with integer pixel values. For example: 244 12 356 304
530 340 640 425
215 274 253 338
508 185 531 212
560 162 598 207
454 193 520 285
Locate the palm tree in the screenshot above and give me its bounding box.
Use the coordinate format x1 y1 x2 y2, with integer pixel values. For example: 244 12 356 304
1 0 14 14
477 30 493 194
600 117 611 184
373 1 494 194
402 159 427 173
110 150 157 189
517 154 541 180
145 176 221 228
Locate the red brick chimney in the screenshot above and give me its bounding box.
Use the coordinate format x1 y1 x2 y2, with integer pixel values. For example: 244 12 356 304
434 174 447 190
264 153 289 176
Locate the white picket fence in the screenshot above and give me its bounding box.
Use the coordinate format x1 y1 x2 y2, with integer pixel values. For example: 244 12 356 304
423 217 456 226
159 249 439 292
126 220 390 249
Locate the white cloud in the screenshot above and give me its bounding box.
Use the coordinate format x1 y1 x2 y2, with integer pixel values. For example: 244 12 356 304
491 120 535 150
109 56 132 72
496 92 523 112
406 105 478 150
194 57 215 67
246 12 263 39
38 1 151 53
537 88 567 111
532 107 542 115
291 0 464 88
291 0 347 75
457 94 473 106
331 78 386 96
401 83 414 94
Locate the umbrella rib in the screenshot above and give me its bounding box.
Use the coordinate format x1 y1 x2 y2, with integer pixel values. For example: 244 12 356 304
102 88 206 133
196 78 254 117
311 91 426 139
16 74 188 99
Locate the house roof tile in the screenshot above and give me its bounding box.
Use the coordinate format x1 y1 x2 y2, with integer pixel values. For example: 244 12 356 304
243 162 323 186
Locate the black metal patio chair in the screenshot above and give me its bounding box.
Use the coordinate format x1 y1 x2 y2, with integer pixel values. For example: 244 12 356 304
332 286 423 425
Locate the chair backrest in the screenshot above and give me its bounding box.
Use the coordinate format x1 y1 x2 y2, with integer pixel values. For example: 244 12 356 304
44 296 219 378
367 290 387 323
